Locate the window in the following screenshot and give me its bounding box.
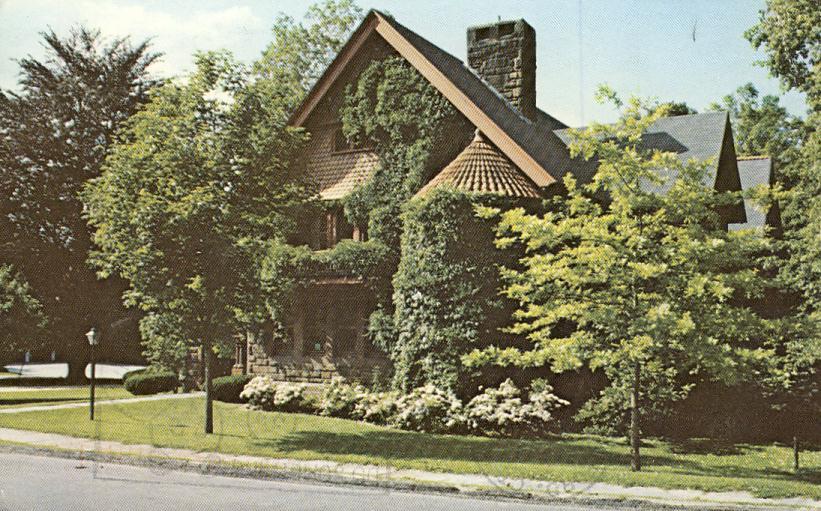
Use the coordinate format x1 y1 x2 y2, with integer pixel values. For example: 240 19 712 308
333 127 372 153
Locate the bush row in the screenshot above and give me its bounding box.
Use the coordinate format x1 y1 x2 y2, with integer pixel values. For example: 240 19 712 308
239 376 568 438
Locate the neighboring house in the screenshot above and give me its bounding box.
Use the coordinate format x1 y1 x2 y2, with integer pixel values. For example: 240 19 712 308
235 10 750 382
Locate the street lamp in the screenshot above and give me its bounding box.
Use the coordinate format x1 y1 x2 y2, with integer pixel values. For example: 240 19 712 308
86 327 100 420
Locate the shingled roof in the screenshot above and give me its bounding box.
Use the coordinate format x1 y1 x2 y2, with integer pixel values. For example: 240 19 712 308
415 130 542 199
289 9 743 215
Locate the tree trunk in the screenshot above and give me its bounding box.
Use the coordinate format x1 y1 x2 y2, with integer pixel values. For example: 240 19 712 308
630 360 641 472
793 435 800 473
203 339 213 435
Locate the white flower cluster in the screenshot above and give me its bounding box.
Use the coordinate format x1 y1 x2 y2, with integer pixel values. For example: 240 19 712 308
464 379 568 437
240 376 310 412
390 384 465 434
319 377 367 417
352 391 399 424
242 375 567 438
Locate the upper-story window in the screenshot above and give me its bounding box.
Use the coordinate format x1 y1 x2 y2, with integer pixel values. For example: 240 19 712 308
333 126 373 154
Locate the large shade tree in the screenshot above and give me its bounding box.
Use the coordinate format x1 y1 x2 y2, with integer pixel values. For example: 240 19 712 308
745 0 820 471
464 91 775 471
0 27 159 371
83 53 311 433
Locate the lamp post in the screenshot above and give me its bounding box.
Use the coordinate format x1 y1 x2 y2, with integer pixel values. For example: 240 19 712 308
86 327 100 420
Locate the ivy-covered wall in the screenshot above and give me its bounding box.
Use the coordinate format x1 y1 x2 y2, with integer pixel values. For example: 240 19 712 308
391 189 522 395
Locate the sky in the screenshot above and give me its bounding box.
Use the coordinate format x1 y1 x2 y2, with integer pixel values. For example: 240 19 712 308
0 0 808 126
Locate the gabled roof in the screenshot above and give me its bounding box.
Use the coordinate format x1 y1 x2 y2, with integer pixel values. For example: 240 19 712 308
415 131 542 199
288 10 559 188
729 156 775 231
290 10 741 207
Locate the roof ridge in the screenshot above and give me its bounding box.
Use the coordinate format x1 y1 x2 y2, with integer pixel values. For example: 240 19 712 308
736 155 771 160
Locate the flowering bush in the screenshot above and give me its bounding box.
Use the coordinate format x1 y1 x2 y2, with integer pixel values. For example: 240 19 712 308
240 376 313 413
352 391 399 424
390 384 465 433
464 379 568 437
319 377 367 418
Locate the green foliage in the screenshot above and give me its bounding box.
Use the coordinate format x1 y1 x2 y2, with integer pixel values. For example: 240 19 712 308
123 370 177 395
708 83 806 168
211 374 254 403
337 56 471 362
83 52 311 371
745 0 820 103
464 90 776 437
745 2 820 452
259 239 391 329
0 264 47 356
339 55 463 248
391 189 518 394
0 27 158 365
253 0 363 124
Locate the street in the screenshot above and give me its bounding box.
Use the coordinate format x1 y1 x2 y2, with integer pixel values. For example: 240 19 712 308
0 452 633 511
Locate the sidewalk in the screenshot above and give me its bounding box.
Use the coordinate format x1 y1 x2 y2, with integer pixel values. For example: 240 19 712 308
0 425 816 510
0 392 202 414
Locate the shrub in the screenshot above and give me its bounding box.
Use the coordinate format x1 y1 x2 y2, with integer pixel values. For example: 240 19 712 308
390 384 465 433
240 376 313 413
464 379 568 437
121 368 146 382
124 370 177 395
352 391 399 424
211 374 253 403
318 377 367 418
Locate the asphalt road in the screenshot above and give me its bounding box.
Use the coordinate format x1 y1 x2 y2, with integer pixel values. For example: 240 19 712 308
0 452 630 511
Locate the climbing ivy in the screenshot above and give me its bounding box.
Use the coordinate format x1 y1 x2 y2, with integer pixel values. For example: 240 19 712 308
391 189 522 396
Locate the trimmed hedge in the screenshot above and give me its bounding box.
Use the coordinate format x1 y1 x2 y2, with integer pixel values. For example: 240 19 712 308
212 374 253 403
124 370 177 395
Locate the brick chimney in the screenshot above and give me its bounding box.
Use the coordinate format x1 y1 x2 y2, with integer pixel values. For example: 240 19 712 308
467 19 536 121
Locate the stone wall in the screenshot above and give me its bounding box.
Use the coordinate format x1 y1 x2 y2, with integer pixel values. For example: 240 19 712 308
245 283 390 384
467 19 537 121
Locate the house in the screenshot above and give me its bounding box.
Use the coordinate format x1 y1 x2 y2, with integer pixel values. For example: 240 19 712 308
234 10 755 382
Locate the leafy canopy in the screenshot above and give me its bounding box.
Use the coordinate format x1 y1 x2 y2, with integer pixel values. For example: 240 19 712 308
0 26 159 361
464 90 776 426
83 52 310 368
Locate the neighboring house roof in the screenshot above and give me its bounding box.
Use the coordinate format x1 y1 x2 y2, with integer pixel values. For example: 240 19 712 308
415 130 542 199
553 111 731 191
729 156 774 231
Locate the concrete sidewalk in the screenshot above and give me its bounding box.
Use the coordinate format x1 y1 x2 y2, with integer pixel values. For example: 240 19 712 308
0 426 815 510
0 391 202 414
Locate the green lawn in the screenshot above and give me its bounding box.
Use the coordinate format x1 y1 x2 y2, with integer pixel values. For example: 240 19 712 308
0 386 134 409
0 397 816 499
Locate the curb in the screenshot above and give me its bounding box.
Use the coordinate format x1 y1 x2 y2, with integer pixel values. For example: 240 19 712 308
0 442 804 511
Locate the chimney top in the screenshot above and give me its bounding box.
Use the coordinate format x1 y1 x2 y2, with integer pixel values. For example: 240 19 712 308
466 19 537 121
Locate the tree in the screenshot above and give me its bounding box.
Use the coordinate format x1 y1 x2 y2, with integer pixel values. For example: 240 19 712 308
0 264 46 359
745 0 820 104
464 90 774 471
659 101 697 116
708 83 806 169
83 52 310 433
0 27 159 371
253 0 363 124
746 1 820 471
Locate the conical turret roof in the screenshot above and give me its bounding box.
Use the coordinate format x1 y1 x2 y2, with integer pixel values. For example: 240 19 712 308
415 130 542 199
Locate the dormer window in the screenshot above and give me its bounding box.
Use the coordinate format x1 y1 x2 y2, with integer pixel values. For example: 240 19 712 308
333 126 372 153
